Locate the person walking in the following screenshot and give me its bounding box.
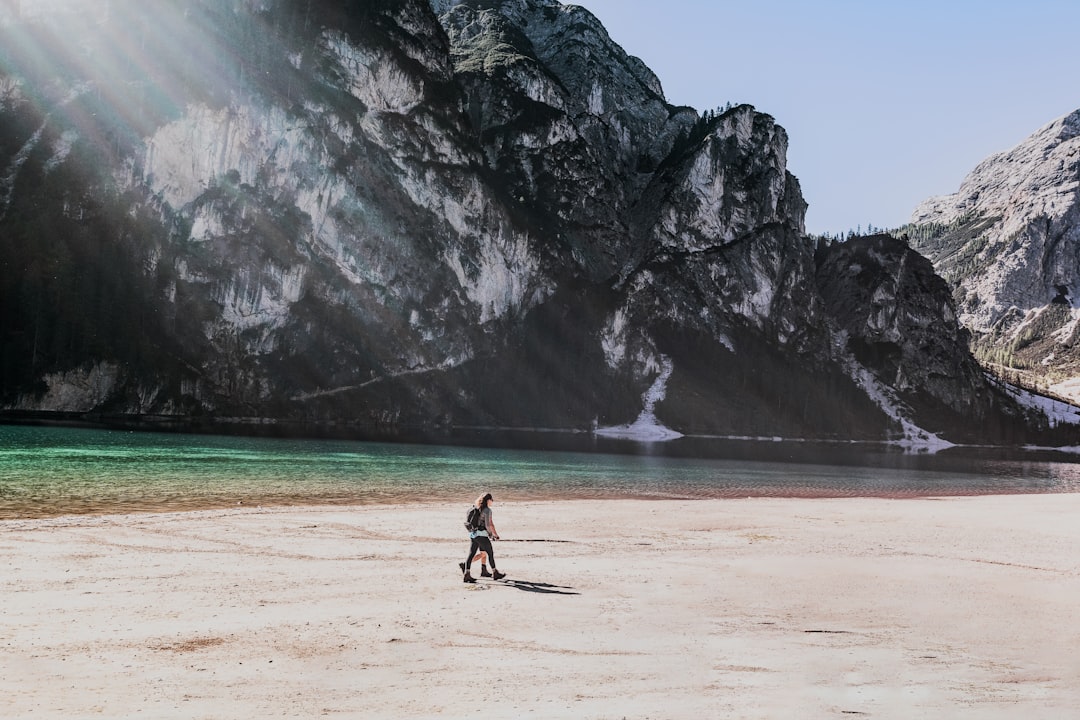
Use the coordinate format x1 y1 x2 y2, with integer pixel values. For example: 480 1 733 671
463 548 493 577
461 492 506 583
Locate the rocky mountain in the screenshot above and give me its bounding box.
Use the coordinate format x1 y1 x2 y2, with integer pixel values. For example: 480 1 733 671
0 0 1058 445
907 110 1080 403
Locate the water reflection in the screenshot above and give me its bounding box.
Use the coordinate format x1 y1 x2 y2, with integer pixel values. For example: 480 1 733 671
1 424 1079 519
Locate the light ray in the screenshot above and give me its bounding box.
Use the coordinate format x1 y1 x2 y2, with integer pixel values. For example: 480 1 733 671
1 0 292 170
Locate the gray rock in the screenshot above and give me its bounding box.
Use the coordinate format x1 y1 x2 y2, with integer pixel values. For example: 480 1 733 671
0 0 1048 443
908 109 1080 402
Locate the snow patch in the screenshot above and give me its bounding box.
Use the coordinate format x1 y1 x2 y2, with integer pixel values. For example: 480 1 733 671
840 353 955 452
1001 381 1080 428
1048 377 1080 406
1035 445 1080 454
596 356 683 442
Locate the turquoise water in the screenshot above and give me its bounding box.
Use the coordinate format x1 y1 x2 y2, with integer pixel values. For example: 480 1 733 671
2 425 1080 518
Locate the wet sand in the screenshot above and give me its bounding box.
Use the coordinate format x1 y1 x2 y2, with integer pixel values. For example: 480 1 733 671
2 495 1079 718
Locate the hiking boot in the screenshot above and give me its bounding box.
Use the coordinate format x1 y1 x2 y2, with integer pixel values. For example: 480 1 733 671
480 568 493 577
463 572 477 583
492 570 506 581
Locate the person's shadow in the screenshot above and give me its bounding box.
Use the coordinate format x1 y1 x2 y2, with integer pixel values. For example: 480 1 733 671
490 540 579 594
499 579 580 595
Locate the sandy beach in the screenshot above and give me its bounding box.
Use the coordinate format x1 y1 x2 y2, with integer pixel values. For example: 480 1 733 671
2 495 1079 718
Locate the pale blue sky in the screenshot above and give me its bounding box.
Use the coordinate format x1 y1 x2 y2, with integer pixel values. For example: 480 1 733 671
573 0 1079 235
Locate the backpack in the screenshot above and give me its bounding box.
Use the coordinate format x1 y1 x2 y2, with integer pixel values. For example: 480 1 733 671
465 505 483 532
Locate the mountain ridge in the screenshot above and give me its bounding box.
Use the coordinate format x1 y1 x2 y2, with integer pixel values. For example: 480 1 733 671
0 0 1064 446
906 107 1080 405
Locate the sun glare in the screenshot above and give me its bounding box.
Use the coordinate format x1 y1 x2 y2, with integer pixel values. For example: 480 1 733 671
0 0 282 156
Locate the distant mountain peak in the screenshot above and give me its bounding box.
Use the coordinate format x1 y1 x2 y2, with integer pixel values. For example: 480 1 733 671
912 108 1080 227
1057 107 1080 140
908 108 1080 405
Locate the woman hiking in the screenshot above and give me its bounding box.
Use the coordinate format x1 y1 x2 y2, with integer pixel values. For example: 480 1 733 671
461 493 506 583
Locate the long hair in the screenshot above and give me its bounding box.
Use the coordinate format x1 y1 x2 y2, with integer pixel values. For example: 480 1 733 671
476 492 492 509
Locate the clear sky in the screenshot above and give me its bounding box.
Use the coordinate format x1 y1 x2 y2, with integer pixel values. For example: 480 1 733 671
572 0 1080 236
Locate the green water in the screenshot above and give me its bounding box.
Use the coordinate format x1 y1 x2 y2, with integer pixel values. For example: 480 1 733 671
2 425 1080 519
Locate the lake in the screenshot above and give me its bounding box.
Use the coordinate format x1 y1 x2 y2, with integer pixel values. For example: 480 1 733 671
2 424 1080 519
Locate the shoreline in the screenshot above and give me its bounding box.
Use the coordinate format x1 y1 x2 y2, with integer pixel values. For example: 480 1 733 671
7 413 1080 458
4 496 1079 717
2 485 1076 523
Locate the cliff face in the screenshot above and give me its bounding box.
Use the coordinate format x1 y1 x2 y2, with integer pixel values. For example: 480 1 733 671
907 110 1080 402
0 0 1046 443
815 234 1012 442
